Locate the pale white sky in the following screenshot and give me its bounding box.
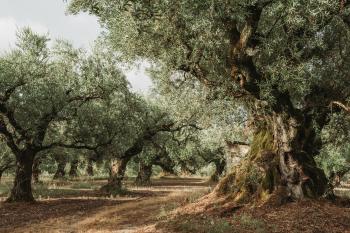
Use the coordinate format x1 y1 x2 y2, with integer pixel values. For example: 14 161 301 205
0 0 152 92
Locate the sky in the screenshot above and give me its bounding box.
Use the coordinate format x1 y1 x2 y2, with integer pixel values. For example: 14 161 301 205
0 0 152 92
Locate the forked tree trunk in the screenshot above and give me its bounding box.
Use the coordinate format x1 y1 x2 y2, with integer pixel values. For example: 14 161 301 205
100 157 132 192
32 157 42 183
135 163 153 186
216 96 330 205
53 161 66 179
86 160 94 176
5 151 35 203
69 159 79 178
207 160 226 182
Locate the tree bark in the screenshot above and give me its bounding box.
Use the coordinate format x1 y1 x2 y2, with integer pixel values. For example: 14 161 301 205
207 160 226 182
0 170 3 183
69 159 79 178
135 163 153 186
5 151 35 203
100 157 132 192
32 157 42 183
86 159 94 176
53 160 66 179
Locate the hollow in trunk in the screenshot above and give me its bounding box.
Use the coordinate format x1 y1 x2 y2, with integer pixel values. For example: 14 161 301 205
207 160 226 182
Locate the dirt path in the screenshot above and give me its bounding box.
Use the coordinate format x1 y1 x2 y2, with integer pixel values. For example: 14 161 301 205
0 177 212 233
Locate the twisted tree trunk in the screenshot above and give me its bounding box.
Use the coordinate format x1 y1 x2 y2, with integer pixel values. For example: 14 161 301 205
135 163 153 186
69 159 79 178
53 160 66 179
5 150 35 203
207 159 226 182
216 95 330 205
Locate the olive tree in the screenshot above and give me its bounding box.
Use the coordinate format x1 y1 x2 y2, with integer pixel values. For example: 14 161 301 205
67 0 350 204
0 27 132 202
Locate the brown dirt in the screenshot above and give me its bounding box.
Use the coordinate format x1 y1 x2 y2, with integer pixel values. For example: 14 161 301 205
0 177 212 233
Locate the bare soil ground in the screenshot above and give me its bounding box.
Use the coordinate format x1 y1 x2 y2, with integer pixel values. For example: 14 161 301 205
1 177 350 233
0 177 212 233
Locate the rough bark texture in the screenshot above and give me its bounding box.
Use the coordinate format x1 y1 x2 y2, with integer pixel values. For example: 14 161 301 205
0 170 3 183
135 163 153 186
207 160 226 182
216 125 329 206
5 151 35 203
32 157 42 183
100 157 132 192
69 159 79 178
53 161 66 179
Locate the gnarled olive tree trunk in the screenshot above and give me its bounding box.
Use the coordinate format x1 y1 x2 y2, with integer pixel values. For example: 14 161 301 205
69 159 79 178
216 96 330 205
5 150 35 203
135 163 153 186
207 159 226 182
100 157 132 192
53 160 66 179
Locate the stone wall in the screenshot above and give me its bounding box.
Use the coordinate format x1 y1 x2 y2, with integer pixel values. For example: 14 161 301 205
226 141 250 173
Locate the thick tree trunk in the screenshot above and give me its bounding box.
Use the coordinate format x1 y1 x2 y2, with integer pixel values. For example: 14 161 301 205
32 157 42 183
69 159 79 178
5 151 35 203
135 163 153 186
216 98 330 205
100 157 132 192
53 161 66 179
207 160 226 182
86 159 94 176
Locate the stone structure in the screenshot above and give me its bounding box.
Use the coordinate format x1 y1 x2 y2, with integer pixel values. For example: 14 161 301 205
226 141 250 173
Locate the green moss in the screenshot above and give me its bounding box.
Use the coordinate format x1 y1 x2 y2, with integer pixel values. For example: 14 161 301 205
215 170 236 196
235 191 250 204
262 168 273 190
249 126 275 161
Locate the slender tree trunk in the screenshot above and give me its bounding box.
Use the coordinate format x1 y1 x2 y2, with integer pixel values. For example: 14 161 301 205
0 170 3 183
69 159 79 178
32 157 42 183
5 151 35 203
53 160 66 179
135 163 153 186
86 159 94 176
207 160 226 182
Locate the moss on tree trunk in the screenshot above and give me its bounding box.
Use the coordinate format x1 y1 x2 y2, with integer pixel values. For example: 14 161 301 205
216 126 330 206
135 163 153 186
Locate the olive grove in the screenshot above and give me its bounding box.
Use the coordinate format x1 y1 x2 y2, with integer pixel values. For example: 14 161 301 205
67 0 350 204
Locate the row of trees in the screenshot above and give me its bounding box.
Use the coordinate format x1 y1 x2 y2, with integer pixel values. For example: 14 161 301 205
66 0 350 204
0 27 232 202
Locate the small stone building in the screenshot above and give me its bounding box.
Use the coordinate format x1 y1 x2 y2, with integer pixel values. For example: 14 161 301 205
226 141 250 173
